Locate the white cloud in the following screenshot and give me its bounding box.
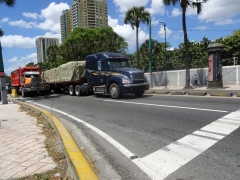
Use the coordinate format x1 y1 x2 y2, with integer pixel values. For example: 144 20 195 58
1 32 61 49
6 2 69 33
146 0 165 15
199 0 240 23
8 20 37 29
158 25 172 38
7 56 18 63
215 19 240 25
186 6 198 16
23 12 39 20
40 2 69 22
194 26 208 30
1 35 35 48
108 16 148 52
108 15 119 27
171 8 181 17
151 17 160 26
4 53 37 75
113 0 149 13
37 2 69 33
1 18 9 23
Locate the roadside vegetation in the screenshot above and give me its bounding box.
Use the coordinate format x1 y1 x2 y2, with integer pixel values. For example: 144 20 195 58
16 106 71 180
32 28 239 74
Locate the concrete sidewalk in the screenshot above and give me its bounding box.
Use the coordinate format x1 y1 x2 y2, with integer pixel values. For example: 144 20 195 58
0 101 57 179
150 84 240 91
147 84 240 97
0 98 99 180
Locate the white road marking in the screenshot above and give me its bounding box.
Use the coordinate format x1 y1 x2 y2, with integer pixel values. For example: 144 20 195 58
28 102 136 158
132 110 240 180
27 101 240 180
104 99 228 113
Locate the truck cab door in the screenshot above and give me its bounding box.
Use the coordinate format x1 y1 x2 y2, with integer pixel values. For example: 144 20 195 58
97 60 109 84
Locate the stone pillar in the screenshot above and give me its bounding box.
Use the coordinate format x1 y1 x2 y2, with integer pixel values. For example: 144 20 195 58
207 43 224 89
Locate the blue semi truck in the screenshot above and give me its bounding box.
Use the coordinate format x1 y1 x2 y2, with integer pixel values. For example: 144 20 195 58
43 52 149 99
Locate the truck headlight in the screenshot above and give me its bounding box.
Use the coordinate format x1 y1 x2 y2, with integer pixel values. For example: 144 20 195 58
144 76 148 82
122 78 131 84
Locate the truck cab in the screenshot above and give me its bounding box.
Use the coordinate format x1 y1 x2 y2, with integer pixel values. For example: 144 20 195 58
86 52 149 98
11 66 50 97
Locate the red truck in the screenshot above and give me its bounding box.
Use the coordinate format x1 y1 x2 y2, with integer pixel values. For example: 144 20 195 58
11 66 50 97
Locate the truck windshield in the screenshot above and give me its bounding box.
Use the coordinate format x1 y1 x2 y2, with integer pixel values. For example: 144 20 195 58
109 60 131 69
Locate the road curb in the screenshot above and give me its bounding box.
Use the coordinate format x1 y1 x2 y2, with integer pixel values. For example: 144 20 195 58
210 91 232 97
188 91 206 96
170 91 186 95
155 90 169 94
237 92 240 97
18 101 99 180
144 90 155 94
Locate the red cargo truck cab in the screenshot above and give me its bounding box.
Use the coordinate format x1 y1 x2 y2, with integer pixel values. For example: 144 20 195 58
11 66 49 97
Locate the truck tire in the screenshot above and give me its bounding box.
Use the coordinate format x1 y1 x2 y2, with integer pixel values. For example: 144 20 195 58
69 85 75 96
134 91 144 97
22 88 27 97
75 85 81 96
109 83 120 99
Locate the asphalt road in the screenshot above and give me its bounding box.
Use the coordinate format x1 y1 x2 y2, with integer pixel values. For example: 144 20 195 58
24 93 240 180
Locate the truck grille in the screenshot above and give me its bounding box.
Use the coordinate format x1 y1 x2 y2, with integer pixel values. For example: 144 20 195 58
131 72 144 80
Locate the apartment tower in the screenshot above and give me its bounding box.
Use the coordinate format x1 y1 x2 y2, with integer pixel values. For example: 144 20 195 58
60 0 108 40
35 37 59 63
60 9 72 41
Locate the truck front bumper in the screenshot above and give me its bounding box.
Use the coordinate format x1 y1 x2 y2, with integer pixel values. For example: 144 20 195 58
120 83 149 94
25 87 49 92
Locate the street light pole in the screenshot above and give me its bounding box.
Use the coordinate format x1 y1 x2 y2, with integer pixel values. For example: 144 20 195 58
148 18 153 88
158 21 167 89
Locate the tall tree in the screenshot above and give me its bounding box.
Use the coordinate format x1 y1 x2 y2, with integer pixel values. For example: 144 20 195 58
162 0 208 88
0 0 15 35
46 45 60 68
25 62 37 66
124 6 150 69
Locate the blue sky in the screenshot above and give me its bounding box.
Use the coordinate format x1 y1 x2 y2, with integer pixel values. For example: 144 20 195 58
1 0 240 75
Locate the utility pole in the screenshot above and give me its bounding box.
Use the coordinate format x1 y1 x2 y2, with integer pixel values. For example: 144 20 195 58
0 41 8 104
148 18 153 88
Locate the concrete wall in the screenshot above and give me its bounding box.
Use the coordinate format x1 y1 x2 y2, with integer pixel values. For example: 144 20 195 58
145 65 240 86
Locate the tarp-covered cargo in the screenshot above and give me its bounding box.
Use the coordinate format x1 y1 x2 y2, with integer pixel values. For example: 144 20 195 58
43 61 86 82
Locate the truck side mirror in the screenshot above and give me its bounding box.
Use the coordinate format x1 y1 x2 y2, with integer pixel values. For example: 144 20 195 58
128 60 132 67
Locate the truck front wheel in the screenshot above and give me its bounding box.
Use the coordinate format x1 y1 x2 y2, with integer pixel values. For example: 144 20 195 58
22 88 27 97
109 83 120 99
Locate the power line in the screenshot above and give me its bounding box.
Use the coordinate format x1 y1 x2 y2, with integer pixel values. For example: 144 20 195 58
170 29 236 32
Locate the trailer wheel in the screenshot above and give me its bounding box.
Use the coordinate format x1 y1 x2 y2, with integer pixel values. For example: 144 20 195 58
109 83 120 99
69 85 75 96
75 85 81 96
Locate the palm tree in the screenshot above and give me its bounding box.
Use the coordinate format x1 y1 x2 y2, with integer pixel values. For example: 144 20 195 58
124 6 150 69
0 0 15 36
163 0 208 88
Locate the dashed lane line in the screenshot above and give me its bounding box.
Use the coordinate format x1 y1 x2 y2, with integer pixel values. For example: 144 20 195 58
103 99 228 112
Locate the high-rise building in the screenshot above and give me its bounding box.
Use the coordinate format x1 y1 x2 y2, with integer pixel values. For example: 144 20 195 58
35 37 59 63
60 0 108 40
60 9 72 41
71 0 108 28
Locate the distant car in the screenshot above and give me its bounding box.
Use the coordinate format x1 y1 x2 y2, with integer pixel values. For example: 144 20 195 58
6 83 12 94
